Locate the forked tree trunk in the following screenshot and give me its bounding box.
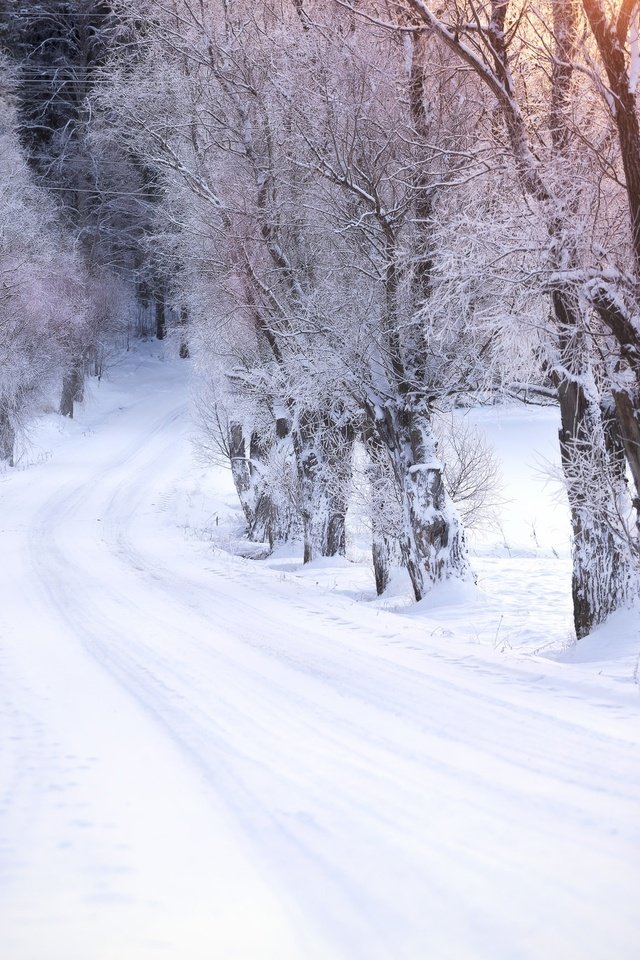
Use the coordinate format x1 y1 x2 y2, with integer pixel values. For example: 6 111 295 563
372 398 471 600
228 422 300 549
249 430 300 550
292 410 354 564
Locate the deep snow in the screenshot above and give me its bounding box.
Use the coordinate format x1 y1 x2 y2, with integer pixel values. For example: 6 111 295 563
1 343 638 960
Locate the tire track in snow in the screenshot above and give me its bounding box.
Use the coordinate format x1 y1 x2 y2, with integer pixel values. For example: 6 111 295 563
19 373 640 960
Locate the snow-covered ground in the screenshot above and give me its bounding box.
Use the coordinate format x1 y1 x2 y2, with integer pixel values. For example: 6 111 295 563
1 344 638 960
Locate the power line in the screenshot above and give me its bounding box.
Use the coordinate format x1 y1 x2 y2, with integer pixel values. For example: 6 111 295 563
1 12 118 18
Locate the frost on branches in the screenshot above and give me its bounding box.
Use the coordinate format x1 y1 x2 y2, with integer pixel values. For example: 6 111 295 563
86 0 640 636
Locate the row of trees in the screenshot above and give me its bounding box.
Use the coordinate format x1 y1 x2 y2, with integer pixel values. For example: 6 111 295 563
0 0 168 464
0 55 104 461
2 1 639 639
93 0 640 637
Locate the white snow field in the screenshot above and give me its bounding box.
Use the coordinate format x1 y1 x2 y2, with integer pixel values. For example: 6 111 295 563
1 344 639 960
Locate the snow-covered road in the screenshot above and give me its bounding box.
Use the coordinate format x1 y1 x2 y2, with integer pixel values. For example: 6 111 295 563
1 350 639 959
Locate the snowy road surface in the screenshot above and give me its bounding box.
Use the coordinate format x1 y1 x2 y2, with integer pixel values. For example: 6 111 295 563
1 350 639 960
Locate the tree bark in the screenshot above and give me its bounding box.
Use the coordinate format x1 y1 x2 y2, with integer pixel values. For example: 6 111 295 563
179 304 189 358
613 388 640 512
227 423 298 547
228 422 255 528
155 285 166 341
553 293 635 637
292 410 354 564
59 361 84 419
0 409 15 466
362 424 401 594
371 398 471 600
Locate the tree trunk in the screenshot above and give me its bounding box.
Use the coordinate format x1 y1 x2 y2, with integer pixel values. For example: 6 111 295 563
613 388 640 515
586 287 640 511
292 409 354 564
548 6 638 636
228 422 255 528
362 423 401 595
0 408 15 466
371 398 471 600
552 340 637 641
370 534 390 595
179 304 189 358
327 510 347 557
602 393 630 489
247 430 290 547
227 424 287 546
59 361 84 418
155 286 166 341
552 296 636 637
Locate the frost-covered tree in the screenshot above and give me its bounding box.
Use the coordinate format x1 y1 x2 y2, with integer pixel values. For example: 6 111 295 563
289 14 525 598
96 0 362 563
394 0 640 635
0 70 90 460
92 0 640 628
574 0 640 524
2 0 152 414
94 0 531 592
